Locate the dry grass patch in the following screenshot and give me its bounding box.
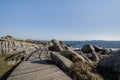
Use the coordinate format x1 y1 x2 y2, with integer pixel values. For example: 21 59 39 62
0 54 24 79
66 53 80 62
71 61 103 80
65 53 103 80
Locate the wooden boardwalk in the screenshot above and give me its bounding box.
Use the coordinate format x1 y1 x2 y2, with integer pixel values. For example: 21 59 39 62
7 48 72 80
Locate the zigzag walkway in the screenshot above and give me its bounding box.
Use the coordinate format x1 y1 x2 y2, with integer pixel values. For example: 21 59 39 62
7 47 72 80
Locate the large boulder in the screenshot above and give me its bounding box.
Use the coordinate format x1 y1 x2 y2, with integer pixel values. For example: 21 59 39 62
98 50 120 73
51 39 65 51
81 44 100 61
81 44 95 53
61 50 86 62
50 52 73 72
50 39 75 52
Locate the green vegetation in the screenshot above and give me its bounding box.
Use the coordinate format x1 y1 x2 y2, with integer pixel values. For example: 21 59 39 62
0 54 24 79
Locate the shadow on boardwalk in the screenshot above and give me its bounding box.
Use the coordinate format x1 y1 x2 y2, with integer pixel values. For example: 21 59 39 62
31 60 53 65
6 49 72 80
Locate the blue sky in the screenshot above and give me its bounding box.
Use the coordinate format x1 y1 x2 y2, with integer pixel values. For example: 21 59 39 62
0 0 120 40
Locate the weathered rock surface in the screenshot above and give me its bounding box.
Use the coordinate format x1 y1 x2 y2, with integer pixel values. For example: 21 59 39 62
81 44 112 54
0 36 41 55
100 48 112 54
50 39 75 52
50 40 101 63
1 35 25 42
81 45 100 61
51 39 65 51
98 50 120 73
81 44 95 53
61 50 86 62
93 45 102 52
50 52 73 72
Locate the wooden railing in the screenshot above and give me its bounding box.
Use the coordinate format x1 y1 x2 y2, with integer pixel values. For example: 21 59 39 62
24 46 49 61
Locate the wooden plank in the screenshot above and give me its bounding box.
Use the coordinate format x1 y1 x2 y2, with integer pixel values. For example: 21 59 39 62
10 65 56 76
8 67 60 80
39 70 71 80
7 49 72 80
14 61 53 71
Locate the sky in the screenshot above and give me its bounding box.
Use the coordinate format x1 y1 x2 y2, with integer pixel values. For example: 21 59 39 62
0 0 120 40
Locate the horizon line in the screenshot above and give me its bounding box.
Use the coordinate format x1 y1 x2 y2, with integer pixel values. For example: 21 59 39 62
1 35 120 41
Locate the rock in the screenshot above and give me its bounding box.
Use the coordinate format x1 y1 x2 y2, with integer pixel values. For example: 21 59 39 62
98 50 120 73
0 35 25 42
93 45 102 52
81 44 101 61
47 41 53 47
50 39 76 52
50 52 73 72
81 51 100 62
92 52 100 61
51 39 65 51
101 48 112 54
81 44 95 53
74 48 81 51
1 35 15 40
61 50 86 62
80 53 92 63
64 45 75 51
0 39 40 54
81 44 112 55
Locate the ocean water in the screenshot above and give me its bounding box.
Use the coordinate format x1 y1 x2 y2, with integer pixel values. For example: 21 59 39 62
64 41 120 50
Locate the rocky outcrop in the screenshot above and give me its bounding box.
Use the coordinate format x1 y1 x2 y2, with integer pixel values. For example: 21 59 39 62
81 45 100 61
43 39 120 80
47 39 119 80
50 39 75 52
0 36 41 55
81 44 112 54
49 40 102 62
80 44 114 62
49 39 87 62
0 40 39 54
98 50 120 73
49 40 113 63
0 35 25 42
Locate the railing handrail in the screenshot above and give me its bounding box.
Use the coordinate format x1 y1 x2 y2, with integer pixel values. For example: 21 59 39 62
24 46 49 61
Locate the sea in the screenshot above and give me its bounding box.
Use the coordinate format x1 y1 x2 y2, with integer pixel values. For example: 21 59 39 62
64 40 120 51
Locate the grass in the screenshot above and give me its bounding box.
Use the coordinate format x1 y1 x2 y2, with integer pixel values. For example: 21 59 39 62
66 53 103 80
71 61 103 80
66 53 80 62
0 54 24 79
